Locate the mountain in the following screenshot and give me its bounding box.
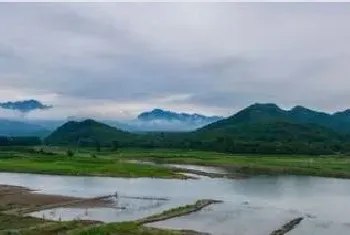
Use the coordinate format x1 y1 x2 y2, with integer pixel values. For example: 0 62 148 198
45 119 137 146
138 109 223 123
193 103 350 154
136 109 224 131
44 104 350 155
0 119 50 137
201 103 350 134
0 100 52 113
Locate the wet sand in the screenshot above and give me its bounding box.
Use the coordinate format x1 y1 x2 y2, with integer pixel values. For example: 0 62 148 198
0 184 114 214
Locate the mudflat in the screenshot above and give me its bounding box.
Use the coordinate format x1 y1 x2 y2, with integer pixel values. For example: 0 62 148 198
0 184 113 214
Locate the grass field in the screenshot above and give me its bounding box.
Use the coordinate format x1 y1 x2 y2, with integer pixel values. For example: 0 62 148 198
1 146 350 179
112 148 350 179
0 148 184 178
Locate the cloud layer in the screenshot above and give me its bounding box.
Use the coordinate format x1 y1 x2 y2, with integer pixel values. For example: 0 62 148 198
1 3 350 120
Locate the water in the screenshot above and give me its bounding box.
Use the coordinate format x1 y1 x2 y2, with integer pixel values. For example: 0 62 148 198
124 159 227 174
1 171 350 234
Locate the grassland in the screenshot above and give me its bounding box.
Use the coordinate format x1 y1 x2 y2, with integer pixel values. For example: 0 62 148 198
1 146 350 179
0 148 184 179
113 148 350 179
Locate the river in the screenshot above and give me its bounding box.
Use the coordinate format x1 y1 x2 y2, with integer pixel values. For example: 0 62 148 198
0 165 349 234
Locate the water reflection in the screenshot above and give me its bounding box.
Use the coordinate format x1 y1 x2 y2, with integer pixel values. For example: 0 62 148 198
1 172 350 234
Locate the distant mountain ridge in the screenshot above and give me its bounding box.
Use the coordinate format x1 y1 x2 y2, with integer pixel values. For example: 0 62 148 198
46 103 350 154
136 109 224 131
0 99 52 113
0 119 49 137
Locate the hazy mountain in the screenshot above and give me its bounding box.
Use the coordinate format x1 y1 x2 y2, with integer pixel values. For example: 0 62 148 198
45 102 350 155
0 119 50 137
135 109 224 131
0 100 52 113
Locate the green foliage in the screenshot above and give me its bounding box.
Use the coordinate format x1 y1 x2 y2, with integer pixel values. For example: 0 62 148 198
0 153 182 178
111 141 119 152
0 136 41 146
66 149 75 157
45 120 135 147
72 222 184 235
44 104 350 155
95 141 101 152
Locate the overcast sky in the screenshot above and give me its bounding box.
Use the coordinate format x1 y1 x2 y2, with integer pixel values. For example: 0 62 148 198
1 3 350 120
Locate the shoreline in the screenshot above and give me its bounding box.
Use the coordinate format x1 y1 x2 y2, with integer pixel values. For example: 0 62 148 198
0 184 114 215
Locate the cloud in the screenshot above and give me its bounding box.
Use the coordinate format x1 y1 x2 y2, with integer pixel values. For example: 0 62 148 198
0 3 350 119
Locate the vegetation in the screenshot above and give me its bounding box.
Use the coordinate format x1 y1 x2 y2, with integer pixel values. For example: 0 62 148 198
0 213 98 235
0 136 42 146
45 120 136 147
0 151 183 178
71 222 192 235
112 148 350 179
2 147 350 179
43 104 350 155
0 196 210 235
137 199 220 224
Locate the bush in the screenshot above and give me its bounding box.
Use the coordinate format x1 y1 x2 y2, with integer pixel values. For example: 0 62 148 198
91 154 97 158
66 149 75 157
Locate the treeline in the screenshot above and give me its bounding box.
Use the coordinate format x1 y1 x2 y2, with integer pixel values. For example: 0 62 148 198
118 136 349 155
57 133 350 155
0 136 42 146
42 119 350 155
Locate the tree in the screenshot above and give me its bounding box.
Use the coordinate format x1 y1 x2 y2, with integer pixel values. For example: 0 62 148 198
95 141 101 152
66 149 74 157
111 140 119 152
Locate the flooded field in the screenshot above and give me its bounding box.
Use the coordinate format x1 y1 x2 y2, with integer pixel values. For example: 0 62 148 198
1 164 350 234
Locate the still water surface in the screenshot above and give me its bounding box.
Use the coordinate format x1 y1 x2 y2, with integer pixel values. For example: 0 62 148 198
0 166 350 234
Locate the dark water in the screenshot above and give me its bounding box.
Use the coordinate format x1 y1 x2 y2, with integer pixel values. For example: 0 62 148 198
1 170 350 234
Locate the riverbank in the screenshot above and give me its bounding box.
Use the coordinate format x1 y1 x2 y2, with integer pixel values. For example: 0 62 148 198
69 199 221 235
0 185 114 215
2 147 350 179
0 153 186 179
0 185 217 235
114 148 350 179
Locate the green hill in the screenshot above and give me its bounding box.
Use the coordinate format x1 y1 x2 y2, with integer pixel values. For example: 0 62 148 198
45 104 350 155
195 103 350 154
202 103 350 134
45 119 137 146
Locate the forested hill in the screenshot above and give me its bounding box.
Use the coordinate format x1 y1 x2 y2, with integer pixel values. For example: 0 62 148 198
45 119 137 146
45 104 350 155
201 103 350 133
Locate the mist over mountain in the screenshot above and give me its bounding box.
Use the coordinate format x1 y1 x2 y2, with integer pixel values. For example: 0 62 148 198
134 109 224 131
0 119 50 137
45 103 350 155
0 100 52 113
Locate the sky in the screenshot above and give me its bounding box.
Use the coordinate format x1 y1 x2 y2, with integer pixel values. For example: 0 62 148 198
1 3 350 120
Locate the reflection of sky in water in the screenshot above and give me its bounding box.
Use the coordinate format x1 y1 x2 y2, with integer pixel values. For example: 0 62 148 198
2 172 350 234
29 197 187 222
149 203 303 235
